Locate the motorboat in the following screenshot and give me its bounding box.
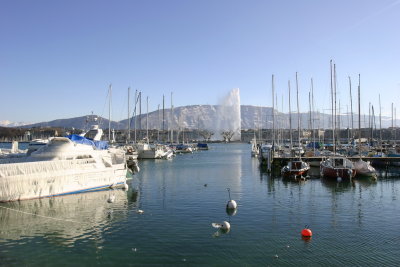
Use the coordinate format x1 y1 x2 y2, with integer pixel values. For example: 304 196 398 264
175 144 193 154
354 159 377 178
0 135 127 202
281 160 310 179
259 144 273 162
136 143 165 159
197 143 209 151
160 145 174 159
320 157 356 180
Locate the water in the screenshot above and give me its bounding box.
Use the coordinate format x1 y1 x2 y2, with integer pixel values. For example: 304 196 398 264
0 142 28 150
1 143 400 266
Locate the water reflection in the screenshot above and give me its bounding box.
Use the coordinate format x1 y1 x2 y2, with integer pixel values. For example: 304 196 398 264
320 177 354 192
0 189 136 245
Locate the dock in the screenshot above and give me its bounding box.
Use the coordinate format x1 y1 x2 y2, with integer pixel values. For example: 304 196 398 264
270 156 400 168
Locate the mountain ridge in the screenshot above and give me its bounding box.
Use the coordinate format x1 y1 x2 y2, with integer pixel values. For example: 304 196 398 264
5 105 397 130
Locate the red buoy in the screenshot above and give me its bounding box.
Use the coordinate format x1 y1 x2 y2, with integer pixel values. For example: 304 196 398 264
301 228 312 237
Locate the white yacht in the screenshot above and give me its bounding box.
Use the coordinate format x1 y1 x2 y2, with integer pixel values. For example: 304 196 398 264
136 143 165 159
0 135 127 202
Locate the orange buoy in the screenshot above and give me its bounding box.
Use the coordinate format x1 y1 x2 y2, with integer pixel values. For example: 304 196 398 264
301 228 312 237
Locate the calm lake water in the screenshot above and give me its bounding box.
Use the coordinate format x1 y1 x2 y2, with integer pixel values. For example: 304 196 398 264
1 143 400 266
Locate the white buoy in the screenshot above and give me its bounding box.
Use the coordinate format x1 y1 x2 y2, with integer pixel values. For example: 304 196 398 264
226 199 237 210
221 221 230 231
226 188 237 210
337 177 342 182
212 221 231 231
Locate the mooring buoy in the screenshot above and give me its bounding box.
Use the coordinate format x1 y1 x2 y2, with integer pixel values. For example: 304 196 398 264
301 226 312 237
226 188 237 210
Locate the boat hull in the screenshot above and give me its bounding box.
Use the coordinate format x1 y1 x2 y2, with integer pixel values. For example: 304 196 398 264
320 166 355 180
0 159 127 202
138 150 164 159
281 169 309 178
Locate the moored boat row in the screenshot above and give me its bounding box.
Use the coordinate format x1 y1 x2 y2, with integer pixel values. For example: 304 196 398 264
0 119 211 202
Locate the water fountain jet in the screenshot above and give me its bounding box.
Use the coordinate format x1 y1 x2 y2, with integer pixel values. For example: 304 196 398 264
214 88 241 141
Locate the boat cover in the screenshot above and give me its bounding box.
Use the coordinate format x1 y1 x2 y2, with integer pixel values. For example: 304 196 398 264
197 143 208 148
307 142 322 149
67 134 109 150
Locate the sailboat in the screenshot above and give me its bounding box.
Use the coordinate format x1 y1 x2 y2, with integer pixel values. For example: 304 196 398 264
353 74 377 178
251 132 259 157
281 73 310 179
136 96 171 159
320 62 356 180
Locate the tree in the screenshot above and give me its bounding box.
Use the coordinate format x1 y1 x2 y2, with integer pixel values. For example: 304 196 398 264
221 130 234 142
199 130 214 141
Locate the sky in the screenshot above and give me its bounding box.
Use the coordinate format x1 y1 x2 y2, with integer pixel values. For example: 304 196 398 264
1 0 399 124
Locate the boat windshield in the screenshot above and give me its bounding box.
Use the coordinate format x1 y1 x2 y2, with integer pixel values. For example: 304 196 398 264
84 130 99 140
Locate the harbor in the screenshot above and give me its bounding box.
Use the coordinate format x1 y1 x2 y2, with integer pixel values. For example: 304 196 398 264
2 0 400 265
1 143 400 265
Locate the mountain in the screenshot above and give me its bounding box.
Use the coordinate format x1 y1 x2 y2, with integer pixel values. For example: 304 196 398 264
22 115 124 130
14 105 399 130
0 120 30 127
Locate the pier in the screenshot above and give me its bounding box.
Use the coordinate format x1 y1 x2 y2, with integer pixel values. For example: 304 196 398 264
271 156 400 168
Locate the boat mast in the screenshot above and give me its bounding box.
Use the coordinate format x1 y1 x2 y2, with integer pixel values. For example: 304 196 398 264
276 93 279 146
311 78 316 153
308 90 312 141
281 94 284 146
127 87 131 143
296 72 301 149
157 104 160 142
334 64 338 147
338 99 341 144
272 74 275 147
288 80 293 150
372 105 376 141
134 90 138 143
171 92 174 143
379 94 382 152
347 105 350 144
392 102 394 140
369 102 372 145
108 84 112 142
139 91 142 132
163 95 165 132
330 60 335 155
259 106 262 141
358 74 361 159
349 76 354 139
146 96 149 144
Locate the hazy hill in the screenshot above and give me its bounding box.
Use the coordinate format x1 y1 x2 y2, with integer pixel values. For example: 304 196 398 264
16 105 398 130
22 115 124 130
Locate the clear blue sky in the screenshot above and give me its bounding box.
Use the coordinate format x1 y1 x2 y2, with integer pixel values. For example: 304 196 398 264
1 0 399 124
